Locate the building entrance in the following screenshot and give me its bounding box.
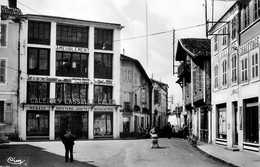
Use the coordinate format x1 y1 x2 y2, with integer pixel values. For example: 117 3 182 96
55 111 88 139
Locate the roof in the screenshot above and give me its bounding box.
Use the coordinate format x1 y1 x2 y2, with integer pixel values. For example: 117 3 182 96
120 55 152 86
175 38 211 61
25 14 124 30
150 79 169 92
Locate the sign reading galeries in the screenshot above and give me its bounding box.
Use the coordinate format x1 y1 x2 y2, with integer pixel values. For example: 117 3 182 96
56 45 89 53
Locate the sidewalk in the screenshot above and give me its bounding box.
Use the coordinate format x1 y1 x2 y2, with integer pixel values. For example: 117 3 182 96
197 142 260 167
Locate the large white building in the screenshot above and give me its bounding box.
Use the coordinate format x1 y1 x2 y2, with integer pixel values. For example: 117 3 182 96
18 14 123 140
209 0 260 153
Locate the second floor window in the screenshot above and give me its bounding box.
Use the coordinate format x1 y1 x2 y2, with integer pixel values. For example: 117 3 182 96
243 2 250 28
94 28 113 50
28 48 50 75
56 25 89 47
1 24 7 47
254 0 260 20
241 57 248 82
231 54 237 83
123 68 132 82
28 21 50 45
56 83 88 104
56 52 88 77
0 59 6 84
251 51 259 79
231 16 237 40
94 53 112 79
214 65 219 89
222 26 227 46
27 82 49 103
94 85 113 104
214 35 218 52
222 59 227 86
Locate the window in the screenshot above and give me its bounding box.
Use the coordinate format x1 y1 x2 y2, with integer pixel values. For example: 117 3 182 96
1 24 7 47
251 51 259 80
94 28 113 50
94 53 113 79
134 73 138 84
123 68 131 82
27 111 49 136
27 82 49 103
222 26 227 46
28 48 50 75
0 101 4 123
57 25 89 47
94 112 113 136
254 0 260 20
28 21 50 45
244 99 259 143
94 85 113 104
214 65 219 88
56 52 88 77
193 70 197 95
214 35 218 52
231 54 237 83
56 83 88 104
243 2 250 28
0 59 6 83
222 59 227 86
217 105 227 139
231 16 237 40
241 56 248 82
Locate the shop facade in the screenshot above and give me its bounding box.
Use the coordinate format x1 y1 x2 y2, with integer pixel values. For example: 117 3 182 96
210 1 260 153
18 14 123 140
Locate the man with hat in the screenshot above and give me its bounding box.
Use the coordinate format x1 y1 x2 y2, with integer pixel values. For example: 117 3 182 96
62 129 76 162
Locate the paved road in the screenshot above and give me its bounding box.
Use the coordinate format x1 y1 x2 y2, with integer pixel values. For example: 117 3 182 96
0 138 230 167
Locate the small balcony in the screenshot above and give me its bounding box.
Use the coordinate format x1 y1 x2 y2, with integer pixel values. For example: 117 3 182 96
178 63 190 77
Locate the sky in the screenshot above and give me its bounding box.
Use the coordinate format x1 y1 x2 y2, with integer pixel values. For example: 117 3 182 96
2 0 235 106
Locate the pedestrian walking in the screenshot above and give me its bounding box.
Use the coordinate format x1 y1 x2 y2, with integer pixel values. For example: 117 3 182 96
62 129 76 162
166 122 172 139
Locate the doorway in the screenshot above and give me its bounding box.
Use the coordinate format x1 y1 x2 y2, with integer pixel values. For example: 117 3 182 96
232 102 238 145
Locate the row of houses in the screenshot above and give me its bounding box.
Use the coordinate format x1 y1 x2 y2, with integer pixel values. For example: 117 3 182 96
175 0 260 153
0 2 168 140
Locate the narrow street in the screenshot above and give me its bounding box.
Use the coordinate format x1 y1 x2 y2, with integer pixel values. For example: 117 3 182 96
0 138 230 167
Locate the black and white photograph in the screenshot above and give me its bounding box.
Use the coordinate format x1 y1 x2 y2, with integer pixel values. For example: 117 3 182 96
1 0 260 166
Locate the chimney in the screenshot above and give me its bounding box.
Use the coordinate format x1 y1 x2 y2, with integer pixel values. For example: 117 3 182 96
8 0 17 8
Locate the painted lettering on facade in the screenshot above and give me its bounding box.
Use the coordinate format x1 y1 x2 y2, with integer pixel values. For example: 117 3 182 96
30 98 90 105
239 36 260 56
27 76 91 84
1 5 23 20
94 79 113 86
93 107 114 112
56 45 89 53
28 106 48 110
55 106 90 111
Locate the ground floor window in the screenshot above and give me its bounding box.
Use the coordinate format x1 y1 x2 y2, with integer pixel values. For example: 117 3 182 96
27 111 49 136
217 104 227 139
244 98 259 143
55 111 88 139
94 112 113 136
123 117 130 133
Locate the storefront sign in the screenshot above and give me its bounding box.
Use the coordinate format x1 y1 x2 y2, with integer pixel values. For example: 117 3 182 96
28 105 48 110
1 5 23 20
239 35 260 56
55 106 90 111
28 76 91 84
56 45 89 53
93 107 114 112
94 79 113 86
30 98 90 105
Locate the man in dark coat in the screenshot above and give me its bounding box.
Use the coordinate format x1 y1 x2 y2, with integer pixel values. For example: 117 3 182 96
62 129 76 162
